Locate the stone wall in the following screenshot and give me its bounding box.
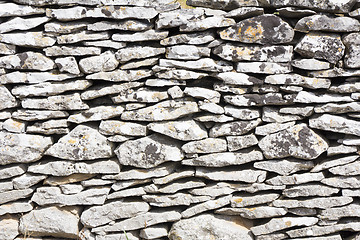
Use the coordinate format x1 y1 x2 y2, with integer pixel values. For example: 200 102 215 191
1 0 360 239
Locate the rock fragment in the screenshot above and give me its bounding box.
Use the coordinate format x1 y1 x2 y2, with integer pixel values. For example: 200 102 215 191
55 57 80 75
254 159 314 176
209 118 261 137
0 32 55 48
216 206 287 219
180 16 235 32
44 46 101 56
166 45 210 60
0 2 45 17
310 114 360 136
0 16 49 34
160 58 233 72
113 30 168 42
0 215 19 240
99 120 147 136
291 58 331 70
88 20 152 32
68 106 124 123
0 189 33 204
156 9 204 29
160 31 215 45
21 93 89 110
196 167 266 182
116 46 165 63
283 183 340 198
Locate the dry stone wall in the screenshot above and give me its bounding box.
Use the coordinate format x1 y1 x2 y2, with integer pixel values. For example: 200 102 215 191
1 0 360 239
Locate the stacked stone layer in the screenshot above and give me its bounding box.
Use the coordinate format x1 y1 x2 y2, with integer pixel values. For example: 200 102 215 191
1 0 360 239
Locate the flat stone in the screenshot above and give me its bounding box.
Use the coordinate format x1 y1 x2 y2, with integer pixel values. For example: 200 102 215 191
184 87 220 103
79 51 118 74
262 107 302 123
55 57 80 75
19 206 80 238
251 217 318 236
226 134 258 151
0 215 19 240
26 118 67 130
0 16 49 34
46 125 114 160
0 2 45 17
159 58 233 72
120 57 158 70
0 132 52 165
198 101 224 114
319 203 360 220
12 173 46 189
291 58 331 70
296 15 360 32
295 32 345 63
0 32 55 47
83 40 126 49
181 138 227 154
115 134 183 168
2 118 25 133
44 174 95 186
12 80 91 98
214 72 262 86
183 149 263 167
96 232 140 240
122 99 199 121
14 0 100 5
195 114 235 123
169 214 253 240
181 195 232 218
259 124 328 159
339 136 360 145
140 225 168 239
196 167 266 182
287 223 360 238
329 82 360 93
267 172 325 185
160 31 215 46
48 6 158 21
309 68 360 78
295 91 354 103
236 62 292 74
225 93 287 106
152 168 194 185
88 20 152 32
44 21 87 34
0 43 16 55
322 175 360 188
231 193 280 208
99 120 147 136
254 159 314 175
180 16 235 32
329 160 360 176
116 46 164 63
0 85 17 111
343 189 360 197
224 106 260 120
327 144 358 156
112 88 168 103
310 114 360 136
156 9 204 29
216 206 287 219
57 31 109 44
143 193 210 207
225 6 263 18
21 93 89 110
112 30 168 42
82 179 115 187
270 0 356 13
0 188 33 204
68 106 124 123
0 164 26 180
220 14 294 44
189 182 246 197
272 196 353 209
314 102 360 114
277 7 316 17
60 184 84 194
214 44 293 62
255 121 296 136
147 178 206 194
283 183 339 198
44 46 101 56
86 69 152 82
102 162 177 180
343 33 360 68
12 110 68 121
209 118 261 137
166 45 210 60
28 159 120 176
279 106 314 117
111 179 150 191
288 208 317 217
0 71 79 84
92 210 181 233
187 0 259 10
265 74 330 89
0 202 32 216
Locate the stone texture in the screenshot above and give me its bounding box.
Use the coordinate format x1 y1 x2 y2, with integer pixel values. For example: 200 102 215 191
224 93 287 106
319 203 360 220
12 173 46 189
143 193 210 207
88 20 152 32
68 106 124 123
266 172 325 185
180 16 235 32
156 9 204 29
116 46 165 63
181 195 232 218
112 88 168 103
99 120 147 136
254 159 314 175
0 51 55 71
216 206 287 219
0 215 19 240
161 31 215 46
0 189 33 204
55 57 80 75
0 43 16 55
287 223 360 238
160 58 233 72
209 118 261 137
0 2 45 17
310 114 360 136
181 138 227 153
236 62 292 74
12 110 68 121
226 134 258 151
283 183 340 198
0 32 55 47
272 196 353 209
86 69 152 82
215 72 262 86
0 164 26 180
294 91 354 103
44 46 101 56
140 225 168 239
0 202 32 216
0 85 17 111
196 167 267 182
79 51 118 74
0 16 49 34
296 15 360 32
270 0 356 13
231 193 280 208
21 93 89 110
291 58 331 70
265 74 331 89
0 71 80 84
112 30 168 42
166 45 210 60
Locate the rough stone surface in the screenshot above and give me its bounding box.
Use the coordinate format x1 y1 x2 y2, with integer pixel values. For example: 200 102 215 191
310 114 360 136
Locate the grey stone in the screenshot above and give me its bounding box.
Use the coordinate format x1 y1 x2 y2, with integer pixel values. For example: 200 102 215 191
145 79 186 87
0 43 16 55
0 85 17 111
187 0 259 9
27 126 68 135
0 164 26 180
166 45 210 60
115 134 183 168
79 51 118 74
44 174 96 186
14 0 100 5
28 159 120 176
180 16 235 32
83 40 126 50
44 46 101 56
183 149 263 167
181 195 232 218
113 30 168 42
279 106 314 117
156 9 204 29
295 91 354 103
120 58 158 70
283 183 340 198
272 196 353 209
310 114 360 136
194 114 235 123
0 215 19 240
329 160 360 176
314 102 360 114
236 62 292 74
143 193 210 207
99 120 147 136
225 6 264 18
327 144 358 156
288 208 317 216
265 74 331 89
216 206 287 219
55 57 80 75
0 16 49 34
267 172 325 185
92 210 181 233
226 134 258 151
46 125 114 160
19 206 80 238
160 31 215 46
329 82 360 93
60 184 84 194
147 178 206 194
295 32 345 63
196 167 267 182
270 0 356 13
220 14 294 44
160 58 233 72
168 86 185 99
319 203 360 220
277 7 316 17
3 119 26 133
86 69 152 82
339 136 360 145
0 132 52 165
116 46 165 63
57 31 109 44
224 106 260 120
322 175 360 188
0 111 11 120
169 214 253 240
96 232 139 240
140 225 168 239
189 182 246 197
287 223 360 238
343 33 360 68
0 202 32 216
111 88 168 103
0 182 13 193
343 189 360 197
44 21 87 34
181 138 227 154
251 217 318 236
152 168 195 185
214 44 293 62
224 93 287 106
209 118 261 137
291 58 331 70
12 80 91 98
122 99 199 121
0 32 55 47
262 107 302 123
0 188 33 204
198 101 224 114
214 72 262 86
12 173 46 190
0 2 45 17
0 71 80 84
88 20 152 32
184 87 220 102
21 93 89 110
12 110 68 121
295 15 360 32
82 179 115 187
254 159 314 176
309 68 360 78
111 179 150 191
255 121 296 136
68 106 124 123
231 193 280 207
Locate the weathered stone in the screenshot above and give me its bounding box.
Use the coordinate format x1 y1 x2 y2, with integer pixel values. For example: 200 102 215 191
44 46 101 56
12 80 91 98
214 44 293 63
0 164 26 180
156 9 204 29
327 144 358 156
0 202 32 216
86 69 151 82
115 134 183 168
160 31 215 46
279 106 314 117
125 103 147 111
231 193 280 208
26 119 68 130
287 222 360 238
314 102 360 114
181 138 227 154
226 134 258 151
32 186 110 206
0 43 16 55
220 14 294 44
146 79 186 87
296 15 360 32
272 196 353 209
83 40 126 50
224 106 260 120
96 232 140 240
288 208 317 217
283 183 340 198
57 31 109 45
166 45 210 60
0 2 45 17
0 215 19 240
277 7 316 17
328 160 360 176
122 99 198 121
12 173 46 190
214 72 262 86
19 206 80 238
28 159 120 176
265 74 331 89
140 225 168 239
183 149 263 167
92 210 181 233
295 91 353 103
343 33 360 68
55 57 80 75
216 206 287 219
0 189 33 204
198 101 224 114
254 159 314 176
323 174 360 188
143 193 210 207
251 217 318 236
46 125 113 160
160 58 232 72
295 32 345 63
60 184 84 194
184 87 220 103
116 46 164 63
0 71 79 84
187 0 259 10
45 21 87 34
99 120 147 136
0 32 55 47
147 178 206 194
169 214 252 240
259 124 328 159
209 118 261 137
44 173 95 186
262 107 302 123
12 110 68 121
189 182 244 197
267 172 325 185
21 93 89 110
120 57 158 70
111 179 150 191
329 82 360 93
79 51 118 74
88 20 152 32
112 88 168 103
182 195 232 218
48 6 158 21
225 93 287 106
255 121 296 136
319 203 360 220
270 0 356 13
291 58 331 70
236 62 292 74
225 6 263 18
310 114 360 136
0 16 49 34
0 182 13 193
0 132 52 165
0 85 17 111
68 106 124 123
309 68 360 78
196 167 266 182
180 16 234 32
82 179 115 187
113 30 168 42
